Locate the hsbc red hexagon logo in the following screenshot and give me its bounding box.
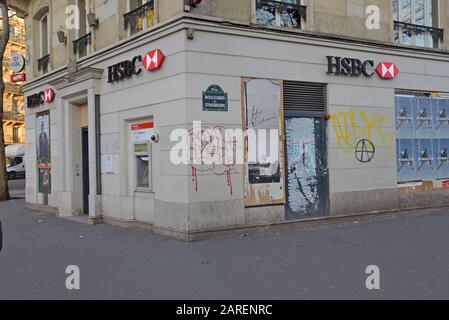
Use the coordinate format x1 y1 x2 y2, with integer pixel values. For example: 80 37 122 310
43 88 56 103
143 49 165 71
376 62 399 79
27 88 56 108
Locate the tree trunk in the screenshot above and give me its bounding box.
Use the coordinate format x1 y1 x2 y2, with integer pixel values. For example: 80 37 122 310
0 0 11 201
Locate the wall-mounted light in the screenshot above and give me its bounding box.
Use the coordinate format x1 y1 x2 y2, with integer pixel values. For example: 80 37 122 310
87 12 99 28
57 31 67 44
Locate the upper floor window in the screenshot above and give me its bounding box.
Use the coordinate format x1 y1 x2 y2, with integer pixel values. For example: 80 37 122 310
37 12 51 75
39 13 49 58
256 0 306 29
73 0 91 59
393 0 443 48
124 0 154 35
12 127 19 143
11 95 19 114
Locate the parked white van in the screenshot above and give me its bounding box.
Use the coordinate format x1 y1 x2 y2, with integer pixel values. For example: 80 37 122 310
5 144 25 180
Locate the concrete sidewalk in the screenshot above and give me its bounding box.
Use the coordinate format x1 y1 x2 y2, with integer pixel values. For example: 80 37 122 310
1 198 449 299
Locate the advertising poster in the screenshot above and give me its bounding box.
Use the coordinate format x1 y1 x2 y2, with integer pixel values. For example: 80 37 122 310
396 95 414 139
397 138 417 182
396 94 449 182
36 112 51 169
435 138 449 180
414 97 433 139
415 139 435 180
435 98 449 139
243 78 284 207
38 169 51 194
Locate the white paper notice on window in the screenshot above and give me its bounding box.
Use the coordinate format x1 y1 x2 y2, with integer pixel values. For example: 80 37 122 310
132 122 154 143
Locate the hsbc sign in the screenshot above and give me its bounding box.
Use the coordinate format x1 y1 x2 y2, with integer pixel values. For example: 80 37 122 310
327 56 399 80
143 49 165 71
107 49 165 84
107 55 143 83
27 89 56 109
376 62 399 79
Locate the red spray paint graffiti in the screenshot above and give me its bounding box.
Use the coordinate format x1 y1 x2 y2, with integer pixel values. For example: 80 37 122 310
187 126 238 195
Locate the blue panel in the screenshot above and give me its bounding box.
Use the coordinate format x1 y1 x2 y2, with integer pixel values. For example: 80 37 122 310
396 96 415 139
435 138 449 179
414 97 434 139
395 94 449 183
435 99 449 139
415 139 436 180
397 138 418 182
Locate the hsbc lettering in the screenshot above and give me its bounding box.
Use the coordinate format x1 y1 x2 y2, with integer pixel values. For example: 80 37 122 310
27 89 56 109
107 55 142 83
327 56 374 77
107 49 165 84
327 56 399 80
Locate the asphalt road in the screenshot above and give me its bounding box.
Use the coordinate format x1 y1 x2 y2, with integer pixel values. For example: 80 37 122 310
1 198 449 300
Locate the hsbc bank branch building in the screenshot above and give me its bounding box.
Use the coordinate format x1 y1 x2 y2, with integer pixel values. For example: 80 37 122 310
23 17 449 240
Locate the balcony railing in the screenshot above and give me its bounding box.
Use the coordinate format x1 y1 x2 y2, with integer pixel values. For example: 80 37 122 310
124 1 154 30
256 0 306 29
394 20 444 43
73 33 92 56
37 54 50 73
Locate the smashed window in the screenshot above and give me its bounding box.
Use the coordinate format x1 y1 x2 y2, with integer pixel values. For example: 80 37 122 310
256 0 304 29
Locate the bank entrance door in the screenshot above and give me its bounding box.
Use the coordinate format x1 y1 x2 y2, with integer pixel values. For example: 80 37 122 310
82 127 90 215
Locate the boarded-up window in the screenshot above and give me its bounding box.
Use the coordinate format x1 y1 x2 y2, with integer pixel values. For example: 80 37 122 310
243 78 285 207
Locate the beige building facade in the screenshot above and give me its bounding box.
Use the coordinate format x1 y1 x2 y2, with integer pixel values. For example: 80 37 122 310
16 0 449 239
1 12 26 146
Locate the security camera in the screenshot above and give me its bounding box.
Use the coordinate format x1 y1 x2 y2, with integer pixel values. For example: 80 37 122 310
151 134 159 143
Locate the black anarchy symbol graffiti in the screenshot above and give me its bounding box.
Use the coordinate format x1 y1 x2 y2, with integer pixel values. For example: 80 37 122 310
355 139 376 163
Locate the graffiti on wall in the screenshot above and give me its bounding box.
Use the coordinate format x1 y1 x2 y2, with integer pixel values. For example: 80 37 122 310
330 108 395 161
187 125 238 195
355 139 376 163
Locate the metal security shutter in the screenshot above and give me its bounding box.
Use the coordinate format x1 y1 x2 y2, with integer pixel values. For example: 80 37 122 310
283 81 326 113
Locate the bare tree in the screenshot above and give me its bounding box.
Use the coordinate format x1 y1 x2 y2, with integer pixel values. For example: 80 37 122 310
0 0 11 201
